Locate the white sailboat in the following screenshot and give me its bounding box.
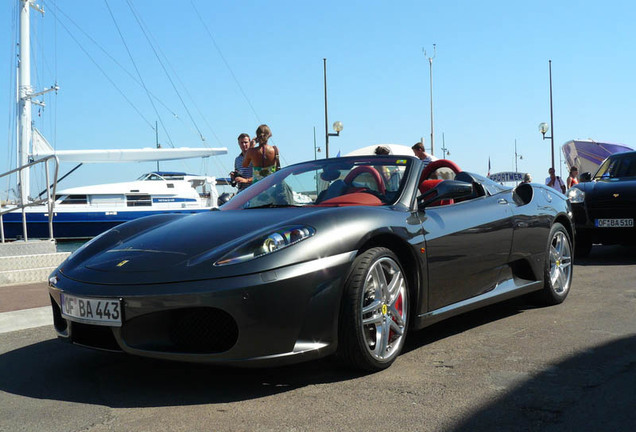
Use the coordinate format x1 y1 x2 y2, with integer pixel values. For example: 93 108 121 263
1 1 228 240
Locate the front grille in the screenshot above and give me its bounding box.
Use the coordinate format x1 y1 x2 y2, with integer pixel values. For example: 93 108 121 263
588 205 636 219
71 322 121 351
588 194 636 213
122 307 238 354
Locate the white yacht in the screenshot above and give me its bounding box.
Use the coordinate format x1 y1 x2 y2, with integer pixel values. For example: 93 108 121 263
2 170 221 240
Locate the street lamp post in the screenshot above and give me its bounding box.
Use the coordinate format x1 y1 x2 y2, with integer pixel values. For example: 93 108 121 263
424 44 437 156
441 133 450 159
538 60 555 170
323 58 343 158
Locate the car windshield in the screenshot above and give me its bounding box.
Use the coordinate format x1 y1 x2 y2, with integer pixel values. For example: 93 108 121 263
594 153 636 180
221 156 414 210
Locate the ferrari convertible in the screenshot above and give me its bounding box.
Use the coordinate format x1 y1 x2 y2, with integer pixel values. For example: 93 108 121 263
48 155 575 371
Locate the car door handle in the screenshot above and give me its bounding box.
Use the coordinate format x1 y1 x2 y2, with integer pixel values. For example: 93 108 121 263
498 198 508 205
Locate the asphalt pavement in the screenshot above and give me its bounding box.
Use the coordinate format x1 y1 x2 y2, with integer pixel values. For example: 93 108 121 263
0 245 634 432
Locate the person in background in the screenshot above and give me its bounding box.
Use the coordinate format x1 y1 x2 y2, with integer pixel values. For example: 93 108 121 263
411 142 439 168
231 133 254 192
374 145 391 155
374 146 401 191
567 166 579 189
545 167 566 193
522 173 532 184
242 124 280 182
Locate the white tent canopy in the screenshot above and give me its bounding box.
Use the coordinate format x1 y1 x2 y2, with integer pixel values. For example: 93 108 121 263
345 144 415 157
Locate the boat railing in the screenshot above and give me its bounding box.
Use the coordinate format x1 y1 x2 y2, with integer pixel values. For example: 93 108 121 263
0 155 60 243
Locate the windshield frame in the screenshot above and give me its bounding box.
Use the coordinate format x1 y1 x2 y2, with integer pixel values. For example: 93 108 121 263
221 156 416 210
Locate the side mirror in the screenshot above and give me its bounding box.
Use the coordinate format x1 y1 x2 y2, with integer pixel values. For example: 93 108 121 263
579 172 592 182
418 180 473 208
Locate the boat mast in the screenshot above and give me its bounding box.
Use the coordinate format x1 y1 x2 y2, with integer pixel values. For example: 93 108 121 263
17 0 35 204
17 0 57 204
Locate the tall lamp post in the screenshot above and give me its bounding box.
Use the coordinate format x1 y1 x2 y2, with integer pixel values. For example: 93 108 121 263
323 58 343 158
424 44 436 155
538 59 555 171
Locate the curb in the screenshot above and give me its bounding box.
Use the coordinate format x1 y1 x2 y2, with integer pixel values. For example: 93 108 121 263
0 306 53 334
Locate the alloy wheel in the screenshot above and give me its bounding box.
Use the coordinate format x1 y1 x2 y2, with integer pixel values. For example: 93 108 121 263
359 256 408 362
549 230 572 295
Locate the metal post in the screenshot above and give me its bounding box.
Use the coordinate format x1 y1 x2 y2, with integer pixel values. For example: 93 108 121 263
549 60 555 171
44 158 54 240
155 120 160 172
441 133 448 158
323 58 329 158
515 139 518 175
429 55 435 156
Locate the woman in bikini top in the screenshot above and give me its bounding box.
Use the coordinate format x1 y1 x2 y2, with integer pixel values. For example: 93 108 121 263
242 124 280 182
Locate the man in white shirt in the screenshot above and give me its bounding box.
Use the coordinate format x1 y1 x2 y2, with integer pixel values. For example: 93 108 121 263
411 142 439 168
232 133 254 191
545 167 566 193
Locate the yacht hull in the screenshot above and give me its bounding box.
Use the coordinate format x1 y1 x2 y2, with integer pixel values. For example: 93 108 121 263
1 207 211 240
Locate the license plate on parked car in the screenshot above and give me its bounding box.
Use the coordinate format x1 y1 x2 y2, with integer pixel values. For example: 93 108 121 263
61 293 122 326
594 218 634 228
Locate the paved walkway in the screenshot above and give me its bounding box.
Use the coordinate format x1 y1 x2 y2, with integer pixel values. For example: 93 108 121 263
0 282 52 334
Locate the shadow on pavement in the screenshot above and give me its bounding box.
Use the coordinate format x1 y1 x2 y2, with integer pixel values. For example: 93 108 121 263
575 244 636 266
0 298 532 408
403 297 527 354
451 335 636 431
0 337 365 407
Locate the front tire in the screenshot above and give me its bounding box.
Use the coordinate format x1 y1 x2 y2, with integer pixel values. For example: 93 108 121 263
537 223 573 305
338 247 409 372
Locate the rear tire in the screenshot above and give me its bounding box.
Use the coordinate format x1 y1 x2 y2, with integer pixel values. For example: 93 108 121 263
537 223 573 305
338 247 408 372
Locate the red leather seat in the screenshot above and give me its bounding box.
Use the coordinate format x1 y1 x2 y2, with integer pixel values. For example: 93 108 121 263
418 179 443 195
418 179 453 206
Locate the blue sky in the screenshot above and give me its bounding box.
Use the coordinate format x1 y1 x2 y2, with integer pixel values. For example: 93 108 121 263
2 0 635 193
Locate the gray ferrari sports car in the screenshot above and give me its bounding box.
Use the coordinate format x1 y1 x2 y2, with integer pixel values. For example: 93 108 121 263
48 155 575 371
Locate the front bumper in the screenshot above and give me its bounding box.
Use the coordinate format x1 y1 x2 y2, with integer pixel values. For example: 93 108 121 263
572 202 636 244
49 251 356 366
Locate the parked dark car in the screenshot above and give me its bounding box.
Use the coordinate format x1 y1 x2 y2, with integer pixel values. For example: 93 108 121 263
567 150 636 256
48 156 574 372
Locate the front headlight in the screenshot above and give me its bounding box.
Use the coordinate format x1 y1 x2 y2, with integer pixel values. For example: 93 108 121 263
567 187 585 204
214 225 316 266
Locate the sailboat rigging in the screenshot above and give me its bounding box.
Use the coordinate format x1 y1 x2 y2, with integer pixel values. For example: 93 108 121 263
1 0 228 241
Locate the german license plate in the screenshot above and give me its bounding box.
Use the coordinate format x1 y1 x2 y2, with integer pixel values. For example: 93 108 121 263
595 218 634 228
61 293 122 327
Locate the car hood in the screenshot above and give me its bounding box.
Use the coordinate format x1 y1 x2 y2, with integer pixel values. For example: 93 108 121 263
576 178 636 205
57 206 380 285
